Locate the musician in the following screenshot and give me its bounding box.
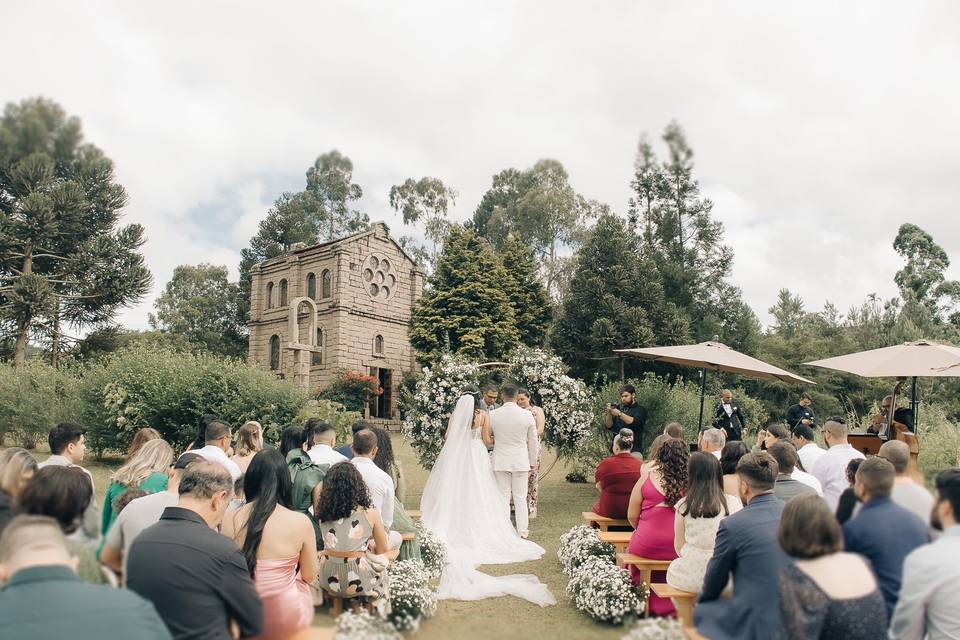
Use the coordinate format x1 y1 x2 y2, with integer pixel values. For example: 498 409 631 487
712 389 746 441
786 393 816 430
868 395 915 436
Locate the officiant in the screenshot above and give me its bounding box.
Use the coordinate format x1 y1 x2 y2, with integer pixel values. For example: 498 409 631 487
606 384 647 452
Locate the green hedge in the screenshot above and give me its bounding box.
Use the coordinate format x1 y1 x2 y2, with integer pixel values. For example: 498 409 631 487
0 361 81 448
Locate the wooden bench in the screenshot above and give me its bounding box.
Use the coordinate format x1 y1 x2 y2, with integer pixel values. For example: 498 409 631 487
582 511 632 531
617 554 672 616
597 530 632 554
325 593 377 619
651 583 697 629
401 532 416 542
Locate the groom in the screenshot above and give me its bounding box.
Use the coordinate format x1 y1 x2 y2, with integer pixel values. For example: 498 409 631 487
489 383 539 539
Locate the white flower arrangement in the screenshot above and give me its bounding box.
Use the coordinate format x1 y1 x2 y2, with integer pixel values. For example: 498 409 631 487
334 610 402 640
387 560 438 632
566 555 647 625
414 521 448 580
558 524 616 577
621 618 686 640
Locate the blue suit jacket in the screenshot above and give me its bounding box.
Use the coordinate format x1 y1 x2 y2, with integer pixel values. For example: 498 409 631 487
694 492 787 640
843 496 929 617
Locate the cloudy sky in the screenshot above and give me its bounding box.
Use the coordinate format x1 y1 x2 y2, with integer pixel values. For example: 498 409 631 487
3 1 959 331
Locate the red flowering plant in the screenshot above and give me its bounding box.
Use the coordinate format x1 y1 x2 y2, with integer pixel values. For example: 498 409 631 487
317 370 382 412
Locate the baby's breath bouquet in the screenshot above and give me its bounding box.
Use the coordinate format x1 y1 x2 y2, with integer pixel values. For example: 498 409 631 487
334 611 401 640
414 521 447 579
566 555 647 624
387 560 438 632
621 618 686 640
558 524 616 577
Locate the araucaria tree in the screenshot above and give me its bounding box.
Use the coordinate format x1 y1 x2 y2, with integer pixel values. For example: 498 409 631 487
499 235 552 346
409 227 519 364
0 97 152 368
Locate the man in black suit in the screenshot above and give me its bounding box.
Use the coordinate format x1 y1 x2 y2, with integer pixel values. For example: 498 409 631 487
786 392 816 431
712 389 746 441
695 451 787 640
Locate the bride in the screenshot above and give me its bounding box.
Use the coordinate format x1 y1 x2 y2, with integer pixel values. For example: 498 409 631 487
420 389 555 607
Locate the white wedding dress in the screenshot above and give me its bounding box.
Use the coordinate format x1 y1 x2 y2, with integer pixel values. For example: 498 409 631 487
420 395 555 607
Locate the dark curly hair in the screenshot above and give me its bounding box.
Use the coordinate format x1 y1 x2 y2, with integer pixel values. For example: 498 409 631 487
317 461 372 522
370 426 396 476
656 438 689 507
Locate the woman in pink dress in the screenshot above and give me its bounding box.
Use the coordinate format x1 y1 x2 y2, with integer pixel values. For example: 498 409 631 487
626 438 689 617
223 449 319 640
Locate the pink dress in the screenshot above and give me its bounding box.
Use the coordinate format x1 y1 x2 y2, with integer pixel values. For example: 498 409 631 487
253 556 313 640
626 477 678 617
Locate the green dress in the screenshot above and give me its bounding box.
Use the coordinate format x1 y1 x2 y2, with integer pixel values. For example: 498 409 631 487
318 508 389 609
389 463 421 562
101 472 168 535
286 449 329 548
68 541 106 585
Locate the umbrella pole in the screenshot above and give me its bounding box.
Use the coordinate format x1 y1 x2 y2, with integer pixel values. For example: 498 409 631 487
911 376 918 432
698 369 707 431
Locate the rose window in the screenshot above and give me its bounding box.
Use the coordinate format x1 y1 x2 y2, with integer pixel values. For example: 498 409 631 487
362 254 396 300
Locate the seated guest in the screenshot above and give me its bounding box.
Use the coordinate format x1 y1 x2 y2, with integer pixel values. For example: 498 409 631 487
627 438 689 616
788 451 824 495
19 466 104 584
663 422 686 441
720 440 749 497
230 421 264 475
695 451 787 640
0 448 37 535
127 462 263 640
223 450 318 640
317 462 390 610
352 429 403 549
890 468 960 639
306 419 348 467
878 440 935 528
811 417 865 512
38 422 99 545
102 438 173 536
0 515 172 640
792 424 825 474
371 426 421 561
777 494 887 639
180 419 242 481
593 428 643 520
843 456 929 617
336 420 371 460
698 428 725 459
101 453 203 579
768 442 817 502
642 434 669 474
125 427 161 462
754 422 790 451
835 458 864 524
280 425 327 548
667 452 742 593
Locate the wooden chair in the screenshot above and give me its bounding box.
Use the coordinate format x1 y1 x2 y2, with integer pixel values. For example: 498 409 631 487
651 583 697 629
582 511 632 531
325 593 376 619
617 554 672 616
597 530 632 554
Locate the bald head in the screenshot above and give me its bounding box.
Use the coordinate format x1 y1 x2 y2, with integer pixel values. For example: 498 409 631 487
878 440 911 475
0 515 75 581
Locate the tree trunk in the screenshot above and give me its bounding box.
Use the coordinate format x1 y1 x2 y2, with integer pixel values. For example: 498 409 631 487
13 244 33 370
50 300 61 368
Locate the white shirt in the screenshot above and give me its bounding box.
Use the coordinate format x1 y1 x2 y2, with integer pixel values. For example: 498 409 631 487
891 479 936 529
182 445 242 481
308 444 348 468
710 449 722 460
889 525 960 640
791 468 823 496
811 443 865 511
105 490 179 576
797 442 826 475
352 456 395 528
722 403 733 417
38 455 100 544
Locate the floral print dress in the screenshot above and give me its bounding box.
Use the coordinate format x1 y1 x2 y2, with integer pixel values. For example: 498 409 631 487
318 508 389 609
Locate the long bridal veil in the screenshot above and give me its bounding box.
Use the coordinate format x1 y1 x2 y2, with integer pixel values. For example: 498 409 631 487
420 394 555 607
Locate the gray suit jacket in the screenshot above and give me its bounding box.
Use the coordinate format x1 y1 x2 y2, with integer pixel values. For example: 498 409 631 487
773 475 817 503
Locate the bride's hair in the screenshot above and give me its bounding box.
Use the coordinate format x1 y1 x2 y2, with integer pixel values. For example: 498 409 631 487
461 384 482 411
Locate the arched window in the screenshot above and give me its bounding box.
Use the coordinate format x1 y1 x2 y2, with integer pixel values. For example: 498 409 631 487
266 282 274 309
279 279 288 306
269 335 280 371
312 328 324 366
306 272 317 300
321 269 332 299
374 334 384 356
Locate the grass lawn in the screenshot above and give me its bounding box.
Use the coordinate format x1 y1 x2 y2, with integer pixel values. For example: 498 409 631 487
8 437 629 640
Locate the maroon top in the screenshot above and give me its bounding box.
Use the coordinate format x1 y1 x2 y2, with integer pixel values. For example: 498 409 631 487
593 452 642 519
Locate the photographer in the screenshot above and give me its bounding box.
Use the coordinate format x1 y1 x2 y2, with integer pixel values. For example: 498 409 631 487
605 385 647 453
786 392 816 430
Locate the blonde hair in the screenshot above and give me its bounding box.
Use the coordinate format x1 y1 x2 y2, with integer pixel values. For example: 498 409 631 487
126 427 161 460
0 448 38 497
234 421 263 457
111 438 173 486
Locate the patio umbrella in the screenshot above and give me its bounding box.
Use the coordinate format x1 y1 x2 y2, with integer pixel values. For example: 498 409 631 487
615 341 816 431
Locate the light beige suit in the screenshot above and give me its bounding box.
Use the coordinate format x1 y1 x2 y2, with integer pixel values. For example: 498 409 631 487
490 402 538 536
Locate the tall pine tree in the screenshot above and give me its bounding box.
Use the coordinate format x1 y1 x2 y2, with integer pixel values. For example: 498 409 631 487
499 235 552 346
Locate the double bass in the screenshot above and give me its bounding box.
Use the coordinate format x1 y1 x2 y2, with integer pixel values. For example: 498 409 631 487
875 378 921 479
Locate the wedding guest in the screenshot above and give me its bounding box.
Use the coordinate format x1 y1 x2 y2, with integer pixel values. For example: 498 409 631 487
102 438 173 536
125 427 161 462
878 439 935 527
627 438 689 616
0 515 172 640
18 466 104 584
792 423 825 473
593 428 643 520
776 494 887 639
371 426 420 561
280 425 327 548
667 452 742 593
37 422 99 544
695 451 787 640
720 440 749 496
181 419 242 481
352 429 403 549
843 457 929 617
317 462 390 610
231 421 264 475
643 434 669 474
222 450 317 640
518 388 546 519
835 458 864 524
698 428 725 459
127 462 263 640
768 442 816 502
606 384 647 452
185 414 218 451
101 453 203 579
811 417 865 511
307 419 348 467
890 468 960 639
336 420 371 460
754 422 790 451
712 389 746 441
663 422 685 441
0 448 37 535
